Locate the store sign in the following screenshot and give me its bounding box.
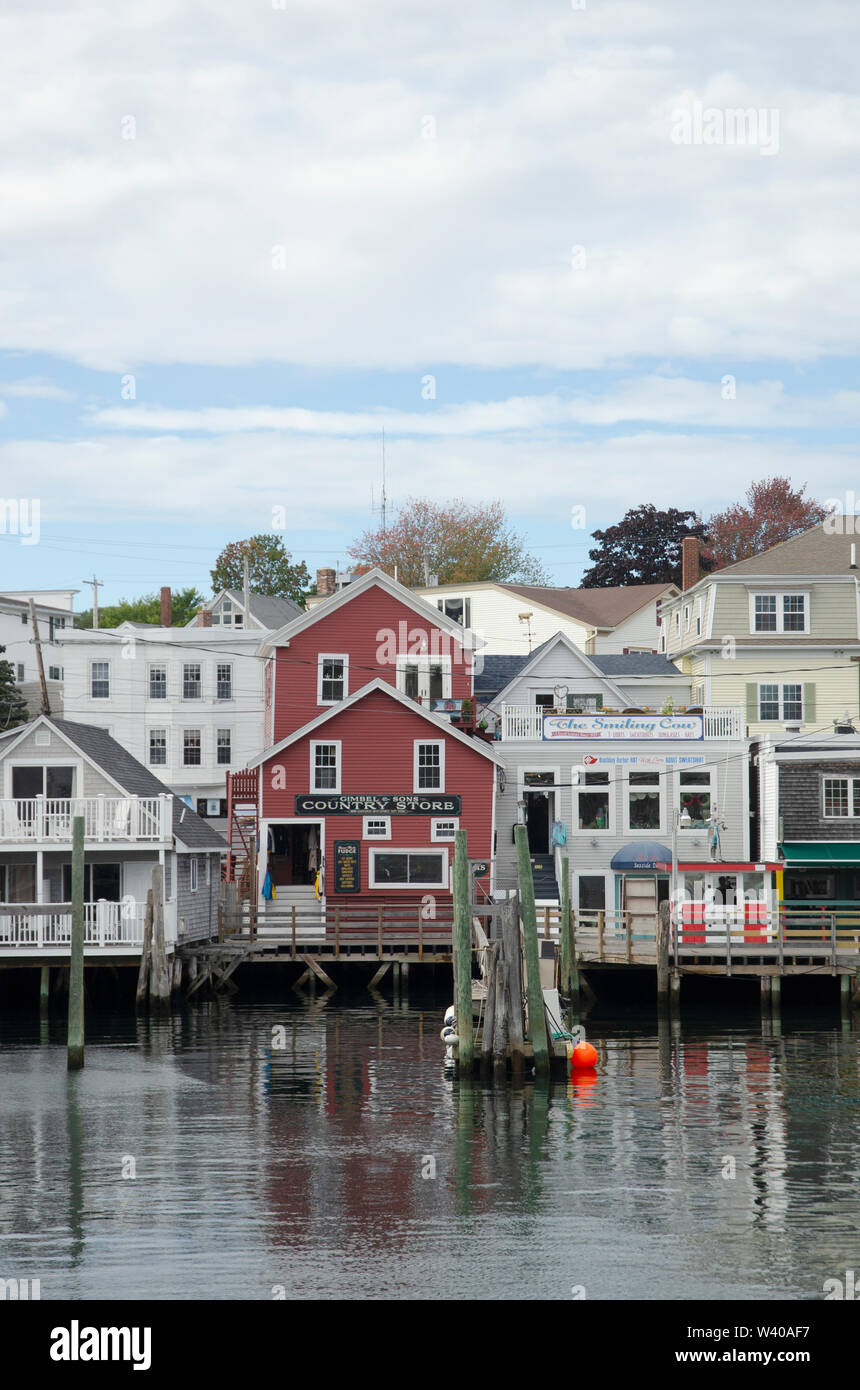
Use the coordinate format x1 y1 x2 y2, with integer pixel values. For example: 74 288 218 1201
333 840 360 894
581 753 707 767
543 714 703 741
469 860 490 877
295 794 462 815
427 698 462 713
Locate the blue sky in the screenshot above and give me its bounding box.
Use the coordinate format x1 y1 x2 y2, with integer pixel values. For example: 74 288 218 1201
1 0 858 607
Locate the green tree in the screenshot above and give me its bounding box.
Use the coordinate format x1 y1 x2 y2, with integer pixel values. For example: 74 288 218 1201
75 587 206 629
211 535 310 605
348 498 550 587
0 646 28 729
579 505 712 587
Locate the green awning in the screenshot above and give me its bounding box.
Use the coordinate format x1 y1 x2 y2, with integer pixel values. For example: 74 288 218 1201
780 843 860 864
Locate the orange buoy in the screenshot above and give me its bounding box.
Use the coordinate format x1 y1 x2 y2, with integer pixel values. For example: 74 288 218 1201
570 1040 598 1069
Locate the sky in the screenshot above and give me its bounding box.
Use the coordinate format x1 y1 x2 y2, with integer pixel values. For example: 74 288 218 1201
1 0 859 606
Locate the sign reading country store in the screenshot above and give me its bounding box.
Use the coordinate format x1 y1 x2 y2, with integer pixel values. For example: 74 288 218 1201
542 714 704 741
295 794 462 815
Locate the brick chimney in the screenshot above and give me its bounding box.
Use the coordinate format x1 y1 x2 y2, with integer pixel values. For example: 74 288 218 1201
197 608 213 627
681 537 700 592
316 567 336 597
160 586 172 626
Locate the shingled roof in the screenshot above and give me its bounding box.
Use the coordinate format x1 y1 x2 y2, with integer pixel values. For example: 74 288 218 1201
500 582 676 629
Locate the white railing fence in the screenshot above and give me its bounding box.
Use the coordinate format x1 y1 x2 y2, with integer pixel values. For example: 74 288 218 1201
0 901 147 948
499 705 744 741
0 796 171 842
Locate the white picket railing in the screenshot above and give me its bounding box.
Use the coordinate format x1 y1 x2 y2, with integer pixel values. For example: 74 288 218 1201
0 796 172 843
0 901 147 949
499 705 744 741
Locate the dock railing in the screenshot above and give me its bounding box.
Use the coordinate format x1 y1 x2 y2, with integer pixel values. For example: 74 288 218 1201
0 901 147 950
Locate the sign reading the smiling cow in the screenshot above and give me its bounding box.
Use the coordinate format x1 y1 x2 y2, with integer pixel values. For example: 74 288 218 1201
542 714 704 741
333 840 360 894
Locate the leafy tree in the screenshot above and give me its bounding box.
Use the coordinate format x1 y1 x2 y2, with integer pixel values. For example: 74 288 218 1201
75 588 206 629
579 505 711 587
211 536 310 605
348 498 550 587
708 477 827 568
0 646 28 729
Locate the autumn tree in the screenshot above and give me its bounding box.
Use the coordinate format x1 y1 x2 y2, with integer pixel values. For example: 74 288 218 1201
579 505 711 588
707 477 827 568
211 535 311 605
348 499 550 587
75 587 206 629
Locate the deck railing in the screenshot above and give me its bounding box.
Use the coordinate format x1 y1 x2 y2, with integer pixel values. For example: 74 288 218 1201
0 901 147 949
0 796 172 843
498 705 745 741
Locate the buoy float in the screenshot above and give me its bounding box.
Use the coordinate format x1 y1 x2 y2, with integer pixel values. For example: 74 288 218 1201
441 1026 459 1045
570 1040 599 1069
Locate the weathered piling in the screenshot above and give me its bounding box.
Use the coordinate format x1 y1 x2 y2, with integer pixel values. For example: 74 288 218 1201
492 951 509 1080
39 965 50 1016
514 824 549 1076
501 896 525 1077
135 889 154 1010
453 829 474 1073
480 941 498 1078
149 865 170 1010
66 816 85 1071
657 900 671 1012
559 856 580 1013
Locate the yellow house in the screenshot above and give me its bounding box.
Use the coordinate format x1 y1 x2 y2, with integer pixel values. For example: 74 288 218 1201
661 526 860 737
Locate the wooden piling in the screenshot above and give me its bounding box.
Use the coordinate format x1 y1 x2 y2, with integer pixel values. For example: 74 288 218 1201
492 951 509 1080
453 830 474 1072
149 865 170 1011
136 889 153 1008
657 900 671 1013
502 897 525 1077
481 941 498 1078
39 965 50 1016
66 816 85 1071
514 825 549 1076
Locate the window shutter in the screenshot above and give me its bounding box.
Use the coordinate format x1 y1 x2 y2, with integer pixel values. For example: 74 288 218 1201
803 683 816 723
464 598 471 628
596 693 603 709
745 684 758 722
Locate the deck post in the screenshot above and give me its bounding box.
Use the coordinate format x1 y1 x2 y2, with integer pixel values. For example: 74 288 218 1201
760 975 772 1013
559 856 571 994
67 816 85 1071
149 865 170 1011
514 824 549 1076
377 905 383 958
543 906 550 940
670 969 681 1011
597 910 605 962
840 973 851 1015
770 974 781 1015
453 830 474 1073
417 903 424 962
291 905 296 959
39 965 50 1016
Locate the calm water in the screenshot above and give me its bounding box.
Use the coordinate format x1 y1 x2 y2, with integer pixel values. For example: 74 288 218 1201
0 992 858 1300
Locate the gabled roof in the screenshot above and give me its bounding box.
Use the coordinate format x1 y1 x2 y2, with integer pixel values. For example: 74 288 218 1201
0 716 225 851
686 522 855 584
500 582 677 630
246 678 502 768
489 632 629 708
591 653 687 677
221 590 304 629
258 567 476 656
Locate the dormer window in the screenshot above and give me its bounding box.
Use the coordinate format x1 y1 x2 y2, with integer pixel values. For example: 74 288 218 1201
750 592 809 634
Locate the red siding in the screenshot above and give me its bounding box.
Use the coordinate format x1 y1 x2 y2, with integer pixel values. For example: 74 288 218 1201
260 687 494 902
269 587 472 743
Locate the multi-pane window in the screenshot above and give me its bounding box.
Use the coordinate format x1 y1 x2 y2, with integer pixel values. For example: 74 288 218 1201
578 771 610 830
318 656 347 704
628 771 661 830
149 664 167 699
759 684 803 722
91 662 110 699
679 770 711 827
752 592 807 633
822 777 860 818
436 596 471 626
414 741 443 791
16 663 24 679
216 664 232 700
216 729 231 765
149 730 167 766
370 850 446 887
48 666 63 680
363 816 391 839
430 817 458 841
402 661 445 702
754 594 777 632
782 594 806 631
183 664 202 699
183 730 201 765
312 742 340 791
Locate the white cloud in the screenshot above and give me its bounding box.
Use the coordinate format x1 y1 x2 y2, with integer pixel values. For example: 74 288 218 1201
1 0 860 371
0 377 76 401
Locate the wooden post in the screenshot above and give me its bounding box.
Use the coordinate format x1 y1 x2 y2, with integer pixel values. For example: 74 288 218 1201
453 830 474 1073
543 906 550 940
502 897 525 1078
492 951 509 1080
39 965 50 1016
514 824 549 1076
291 904 296 959
377 904 383 958
559 856 570 993
335 905 340 960
480 941 498 1078
840 973 851 1015
417 902 424 962
67 816 85 1070
136 889 153 1008
597 909 605 962
657 899 670 1013
625 909 632 963
249 837 257 946
28 597 51 716
760 975 772 1013
771 974 781 1014
217 884 224 944
149 865 170 1010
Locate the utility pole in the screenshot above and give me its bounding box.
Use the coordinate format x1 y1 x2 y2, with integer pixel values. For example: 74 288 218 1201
83 574 103 629
28 598 51 716
243 554 251 626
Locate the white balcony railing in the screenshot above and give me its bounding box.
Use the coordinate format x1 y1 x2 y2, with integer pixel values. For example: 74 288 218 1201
0 901 147 949
0 796 172 843
499 705 745 741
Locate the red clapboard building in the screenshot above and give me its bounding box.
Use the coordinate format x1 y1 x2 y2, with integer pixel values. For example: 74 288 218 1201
230 569 499 909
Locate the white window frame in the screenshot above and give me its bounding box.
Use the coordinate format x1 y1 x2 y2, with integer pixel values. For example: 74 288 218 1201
148 663 167 700
182 728 202 766
362 814 391 840
748 590 810 635
576 771 611 833
757 683 804 723
684 604 691 632
625 770 664 834
317 653 349 705
149 728 168 766
396 654 452 701
189 857 198 893
90 660 110 699
435 596 471 627
216 662 233 701
368 847 449 890
310 740 341 793
182 663 202 700
821 776 860 819
677 769 712 827
216 728 232 766
413 739 445 793
430 816 459 842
